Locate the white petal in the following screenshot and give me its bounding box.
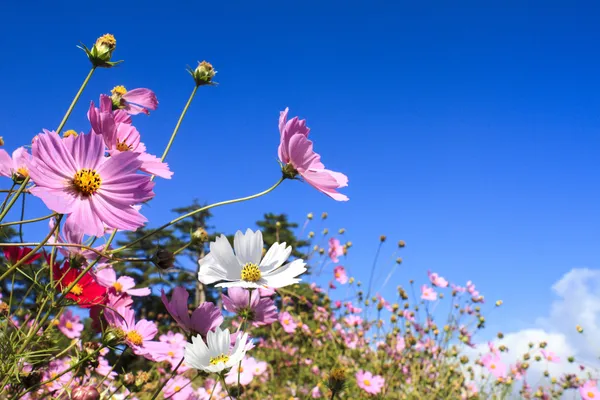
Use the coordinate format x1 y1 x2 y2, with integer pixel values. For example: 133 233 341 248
210 235 242 275
259 242 292 273
262 259 307 288
198 259 227 284
219 328 231 356
234 229 263 266
216 281 262 289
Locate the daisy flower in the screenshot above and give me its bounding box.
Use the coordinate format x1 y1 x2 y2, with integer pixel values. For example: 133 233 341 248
26 130 154 237
198 229 306 289
184 327 249 374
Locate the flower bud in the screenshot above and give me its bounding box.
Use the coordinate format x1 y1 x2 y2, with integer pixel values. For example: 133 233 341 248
576 325 583 333
192 227 209 242
308 231 315 238
322 228 328 235
0 137 4 146
153 249 175 270
188 61 217 86
71 386 100 400
396 257 403 264
380 235 387 242
80 34 121 68
307 213 313 220
398 240 406 248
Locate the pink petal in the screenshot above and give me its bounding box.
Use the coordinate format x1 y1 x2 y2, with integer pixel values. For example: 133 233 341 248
122 88 158 111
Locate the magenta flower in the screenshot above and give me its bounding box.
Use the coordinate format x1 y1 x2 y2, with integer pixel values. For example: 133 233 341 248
0 147 31 181
57 309 84 339
580 380 600 400
328 238 344 263
111 86 158 116
279 311 298 333
48 218 109 265
89 95 172 179
161 286 223 335
222 287 278 327
355 370 385 395
95 267 150 297
104 305 159 357
278 108 348 201
26 130 154 237
333 265 348 284
540 349 560 363
428 271 449 288
421 284 438 301
163 376 194 400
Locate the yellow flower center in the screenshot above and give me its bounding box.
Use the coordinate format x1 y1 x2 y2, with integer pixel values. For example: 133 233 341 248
70 284 84 296
490 363 496 370
116 140 132 152
364 379 371 386
283 318 290 325
63 130 78 138
239 367 244 373
126 330 144 346
241 263 261 282
65 321 73 329
209 354 230 365
73 169 102 196
588 392 595 398
113 282 123 292
168 351 175 357
111 85 127 96
16 167 29 178
96 34 116 50
174 386 181 392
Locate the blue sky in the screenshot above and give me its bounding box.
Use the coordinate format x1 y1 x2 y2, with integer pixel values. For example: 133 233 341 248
1 1 599 337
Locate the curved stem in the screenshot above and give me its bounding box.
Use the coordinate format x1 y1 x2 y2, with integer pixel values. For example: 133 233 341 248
56 67 96 135
219 374 234 399
148 357 185 400
0 179 29 223
207 377 219 400
157 85 198 164
111 176 286 254
0 212 57 227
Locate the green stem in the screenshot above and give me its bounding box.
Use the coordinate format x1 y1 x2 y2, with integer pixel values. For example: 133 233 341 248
207 377 219 400
220 374 234 399
148 357 185 400
111 176 285 254
18 191 26 242
0 179 29 223
56 67 96 135
0 182 16 215
0 212 57 227
157 85 198 165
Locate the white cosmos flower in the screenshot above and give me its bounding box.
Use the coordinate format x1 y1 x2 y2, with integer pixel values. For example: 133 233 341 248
184 327 248 374
198 228 306 289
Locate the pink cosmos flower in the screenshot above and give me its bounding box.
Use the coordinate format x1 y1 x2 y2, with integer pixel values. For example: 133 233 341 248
421 284 437 301
428 271 449 288
279 311 298 333
104 305 160 358
89 95 172 179
396 335 406 353
57 309 84 339
580 380 600 400
311 385 322 398
259 286 276 297
278 107 348 201
163 376 194 400
26 130 154 237
540 349 560 363
157 331 188 371
161 287 223 335
42 358 73 392
344 315 363 327
48 218 109 264
95 267 150 297
249 357 268 376
225 356 256 385
0 147 31 181
328 238 344 262
111 86 158 116
333 265 348 284
376 293 393 311
481 353 507 379
222 287 278 327
355 370 385 395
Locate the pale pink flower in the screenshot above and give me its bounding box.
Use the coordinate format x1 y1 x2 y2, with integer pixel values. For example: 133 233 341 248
580 380 600 400
0 147 31 181
396 335 406 353
540 349 560 363
48 218 109 264
27 130 154 237
481 353 507 379
279 311 297 333
57 309 84 339
104 305 160 358
344 315 363 327
333 265 348 284
250 358 268 376
428 271 448 288
355 370 385 395
376 293 393 311
163 376 195 400
112 87 158 116
157 331 188 371
259 287 276 297
278 108 348 201
421 284 437 301
328 238 344 262
311 386 323 398
95 267 150 297
225 356 256 385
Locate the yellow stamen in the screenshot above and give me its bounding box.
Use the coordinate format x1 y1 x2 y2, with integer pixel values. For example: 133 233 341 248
63 130 78 138
168 351 175 357
73 169 102 196
241 263 261 282
174 386 181 392
96 34 116 50
116 140 132 152
364 379 371 386
113 282 123 292
111 85 127 96
70 284 83 296
126 330 143 346
16 167 29 178
65 321 73 329
209 354 229 365
588 392 595 398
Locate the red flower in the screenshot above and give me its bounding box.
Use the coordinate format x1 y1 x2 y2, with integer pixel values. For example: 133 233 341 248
53 261 107 308
3 246 42 265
